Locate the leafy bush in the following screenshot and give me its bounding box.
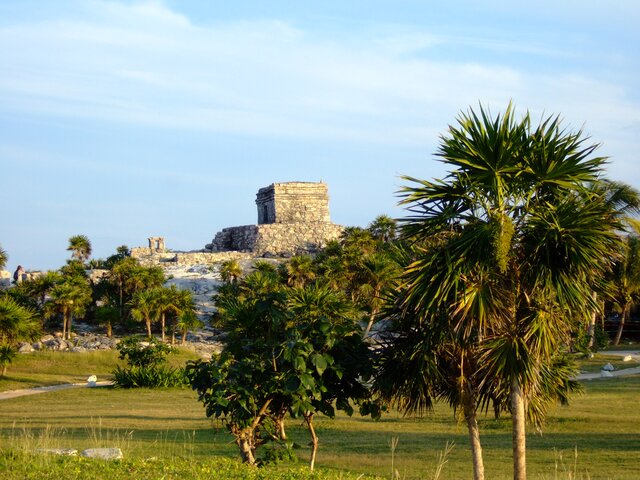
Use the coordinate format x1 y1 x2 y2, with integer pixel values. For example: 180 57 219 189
112 364 187 388
113 336 186 388
116 336 172 367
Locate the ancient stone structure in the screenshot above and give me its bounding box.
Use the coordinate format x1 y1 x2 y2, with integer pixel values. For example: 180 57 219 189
148 236 165 253
206 182 343 257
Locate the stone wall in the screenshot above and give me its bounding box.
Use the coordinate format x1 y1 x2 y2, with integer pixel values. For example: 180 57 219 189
207 222 343 257
256 182 331 224
131 248 252 266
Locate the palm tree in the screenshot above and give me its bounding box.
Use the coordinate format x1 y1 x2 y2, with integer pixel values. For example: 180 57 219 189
220 259 242 284
0 245 7 271
0 295 40 345
95 305 119 337
396 103 621 480
609 234 640 345
354 252 400 337
44 276 91 340
0 295 40 376
130 289 157 338
67 235 92 263
285 255 316 288
368 215 397 244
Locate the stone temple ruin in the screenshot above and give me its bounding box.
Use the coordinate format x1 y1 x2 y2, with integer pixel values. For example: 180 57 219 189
130 182 343 265
206 182 343 257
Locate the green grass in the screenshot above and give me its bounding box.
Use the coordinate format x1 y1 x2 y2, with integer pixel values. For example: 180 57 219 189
0 351 639 478
0 348 200 391
0 376 639 479
573 352 640 373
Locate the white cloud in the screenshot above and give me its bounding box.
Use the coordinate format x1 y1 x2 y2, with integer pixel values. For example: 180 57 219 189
0 0 638 168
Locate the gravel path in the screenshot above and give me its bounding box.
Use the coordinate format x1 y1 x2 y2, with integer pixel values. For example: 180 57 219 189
0 381 113 401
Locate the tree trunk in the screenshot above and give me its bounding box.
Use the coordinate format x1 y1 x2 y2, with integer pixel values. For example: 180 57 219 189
61 308 68 340
106 322 112 338
146 317 152 338
462 392 485 480
587 291 597 349
237 434 256 465
161 313 166 342
363 312 376 338
67 313 73 340
181 328 187 345
1 365 7 376
613 303 629 346
511 379 527 480
276 408 288 440
305 412 319 472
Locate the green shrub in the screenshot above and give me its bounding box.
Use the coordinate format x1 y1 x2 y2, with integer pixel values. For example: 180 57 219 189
113 336 186 388
112 364 187 388
116 336 172 367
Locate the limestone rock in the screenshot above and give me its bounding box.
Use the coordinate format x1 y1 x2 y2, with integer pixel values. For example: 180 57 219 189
623 355 634 362
17 342 34 353
80 448 123 460
602 363 615 371
36 448 78 456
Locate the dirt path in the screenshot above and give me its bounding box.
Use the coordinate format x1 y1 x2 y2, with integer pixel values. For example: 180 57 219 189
0 381 113 400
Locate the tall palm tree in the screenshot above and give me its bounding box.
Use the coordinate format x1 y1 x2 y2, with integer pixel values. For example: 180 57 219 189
67 235 92 263
130 289 157 338
354 252 400 337
44 277 91 340
396 103 621 480
0 245 7 271
609 234 640 345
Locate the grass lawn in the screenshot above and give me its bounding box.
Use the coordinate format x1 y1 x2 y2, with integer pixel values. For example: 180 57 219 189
0 348 199 391
0 351 638 479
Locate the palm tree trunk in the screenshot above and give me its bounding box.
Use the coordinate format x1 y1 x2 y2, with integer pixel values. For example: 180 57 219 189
587 291 597 349
161 313 166 342
613 303 629 346
62 307 68 340
67 313 73 340
511 379 527 480
462 392 485 480
146 317 152 338
181 328 187 345
305 412 318 472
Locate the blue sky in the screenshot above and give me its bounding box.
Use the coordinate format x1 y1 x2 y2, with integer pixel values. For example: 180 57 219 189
2 0 639 272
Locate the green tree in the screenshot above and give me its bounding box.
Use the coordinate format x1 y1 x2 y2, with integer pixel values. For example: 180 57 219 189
0 295 41 345
44 276 91 340
130 289 157 338
220 259 242 284
0 295 41 376
0 245 7 271
609 234 640 345
95 305 119 338
284 255 316 288
394 104 621 480
354 252 400 337
368 214 397 244
67 234 92 263
188 275 377 469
